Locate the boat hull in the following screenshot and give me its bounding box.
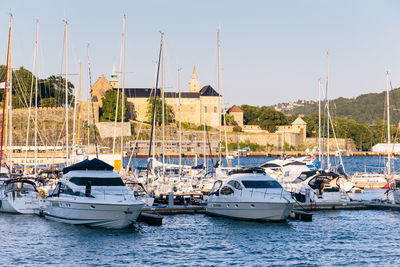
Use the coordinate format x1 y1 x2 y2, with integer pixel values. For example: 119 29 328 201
206 201 294 222
39 199 144 229
0 194 39 214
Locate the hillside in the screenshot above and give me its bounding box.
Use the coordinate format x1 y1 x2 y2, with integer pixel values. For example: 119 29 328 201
272 88 400 125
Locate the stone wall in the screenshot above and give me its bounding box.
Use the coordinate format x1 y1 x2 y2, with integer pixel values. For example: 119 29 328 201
96 122 131 139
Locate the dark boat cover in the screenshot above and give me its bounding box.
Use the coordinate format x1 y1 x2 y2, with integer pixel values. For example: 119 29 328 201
63 158 114 174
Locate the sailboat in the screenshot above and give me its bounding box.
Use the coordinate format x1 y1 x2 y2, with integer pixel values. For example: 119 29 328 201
0 15 40 214
352 72 400 190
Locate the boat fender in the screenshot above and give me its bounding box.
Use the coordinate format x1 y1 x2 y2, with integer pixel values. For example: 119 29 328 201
38 190 47 198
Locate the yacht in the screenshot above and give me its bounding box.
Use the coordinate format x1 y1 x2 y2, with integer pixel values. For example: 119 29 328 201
285 170 352 203
0 177 39 214
38 158 145 229
206 167 295 222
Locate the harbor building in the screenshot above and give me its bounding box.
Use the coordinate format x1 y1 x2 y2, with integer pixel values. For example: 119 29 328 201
92 66 222 128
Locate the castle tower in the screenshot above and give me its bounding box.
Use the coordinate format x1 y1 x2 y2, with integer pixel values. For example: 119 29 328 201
110 64 119 89
189 65 200 92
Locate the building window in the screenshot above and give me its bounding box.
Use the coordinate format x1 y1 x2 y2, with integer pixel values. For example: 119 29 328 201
214 106 217 113
204 106 207 113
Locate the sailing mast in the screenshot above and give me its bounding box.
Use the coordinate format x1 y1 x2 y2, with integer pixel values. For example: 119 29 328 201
161 32 165 176
178 68 182 178
34 20 39 171
72 61 78 163
217 29 222 162
203 106 207 171
0 13 13 169
87 44 99 158
326 52 330 170
386 71 391 175
318 78 321 161
146 35 163 182
76 62 82 147
86 44 90 158
24 19 37 170
64 19 69 166
120 14 126 169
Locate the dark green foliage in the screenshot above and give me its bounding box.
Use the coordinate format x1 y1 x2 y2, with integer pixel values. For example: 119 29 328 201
222 139 266 152
280 88 400 125
0 65 74 108
240 104 288 132
146 97 174 125
100 90 129 121
39 97 56 107
233 126 242 132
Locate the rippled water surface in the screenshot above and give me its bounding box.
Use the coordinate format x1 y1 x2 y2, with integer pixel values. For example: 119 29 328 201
2 156 400 266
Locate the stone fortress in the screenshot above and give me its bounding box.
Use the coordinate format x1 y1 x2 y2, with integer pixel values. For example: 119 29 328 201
90 66 356 152
93 66 222 128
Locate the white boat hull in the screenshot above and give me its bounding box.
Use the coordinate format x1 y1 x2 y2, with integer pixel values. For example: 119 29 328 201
0 193 39 214
39 199 144 229
206 201 294 221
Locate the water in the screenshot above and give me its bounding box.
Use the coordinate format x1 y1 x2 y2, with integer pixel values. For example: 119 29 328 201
2 156 400 266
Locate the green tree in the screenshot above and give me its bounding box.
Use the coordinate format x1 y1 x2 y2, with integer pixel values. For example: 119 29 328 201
146 97 174 125
0 66 74 108
101 90 129 121
39 97 57 107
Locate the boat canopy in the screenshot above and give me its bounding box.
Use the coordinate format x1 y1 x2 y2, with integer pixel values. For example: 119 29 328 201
228 167 265 175
63 158 114 174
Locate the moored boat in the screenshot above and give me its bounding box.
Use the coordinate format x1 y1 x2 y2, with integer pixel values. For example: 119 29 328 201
206 167 295 222
38 158 145 229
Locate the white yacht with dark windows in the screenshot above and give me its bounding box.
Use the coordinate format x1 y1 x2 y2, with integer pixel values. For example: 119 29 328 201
206 167 295 222
38 159 145 229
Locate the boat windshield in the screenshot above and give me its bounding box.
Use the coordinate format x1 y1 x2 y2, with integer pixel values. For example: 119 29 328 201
241 180 282 189
69 177 125 186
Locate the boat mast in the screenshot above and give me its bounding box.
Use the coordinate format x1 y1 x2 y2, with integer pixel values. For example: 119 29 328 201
120 14 126 168
0 14 13 169
318 78 321 161
217 29 222 162
24 19 37 170
63 19 69 166
87 44 99 158
326 52 330 170
8 58 13 171
86 44 90 158
76 62 82 147
72 66 78 164
203 106 207 171
178 68 182 178
146 35 163 182
386 71 391 175
161 32 165 176
34 20 39 171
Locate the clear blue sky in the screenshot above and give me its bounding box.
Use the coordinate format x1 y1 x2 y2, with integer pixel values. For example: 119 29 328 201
1 0 400 107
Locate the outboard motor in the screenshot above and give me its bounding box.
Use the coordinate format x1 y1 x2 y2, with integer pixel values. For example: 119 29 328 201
85 181 92 197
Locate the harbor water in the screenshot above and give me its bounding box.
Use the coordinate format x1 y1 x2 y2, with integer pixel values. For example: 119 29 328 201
2 156 400 266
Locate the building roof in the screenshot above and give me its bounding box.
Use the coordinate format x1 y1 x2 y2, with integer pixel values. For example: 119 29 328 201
199 85 219 96
228 105 243 113
116 88 200 98
291 117 307 125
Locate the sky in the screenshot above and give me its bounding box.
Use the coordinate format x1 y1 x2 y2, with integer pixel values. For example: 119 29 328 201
1 0 400 108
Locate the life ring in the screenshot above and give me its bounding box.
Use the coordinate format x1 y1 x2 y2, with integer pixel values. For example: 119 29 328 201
38 190 47 198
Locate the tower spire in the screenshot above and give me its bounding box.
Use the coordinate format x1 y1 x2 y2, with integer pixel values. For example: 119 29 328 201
189 65 200 92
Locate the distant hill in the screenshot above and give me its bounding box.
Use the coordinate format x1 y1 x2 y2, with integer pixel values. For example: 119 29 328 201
271 88 400 125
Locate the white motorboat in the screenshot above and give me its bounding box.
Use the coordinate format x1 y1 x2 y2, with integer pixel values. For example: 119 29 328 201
285 170 352 203
38 159 145 229
0 178 39 214
206 168 295 222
